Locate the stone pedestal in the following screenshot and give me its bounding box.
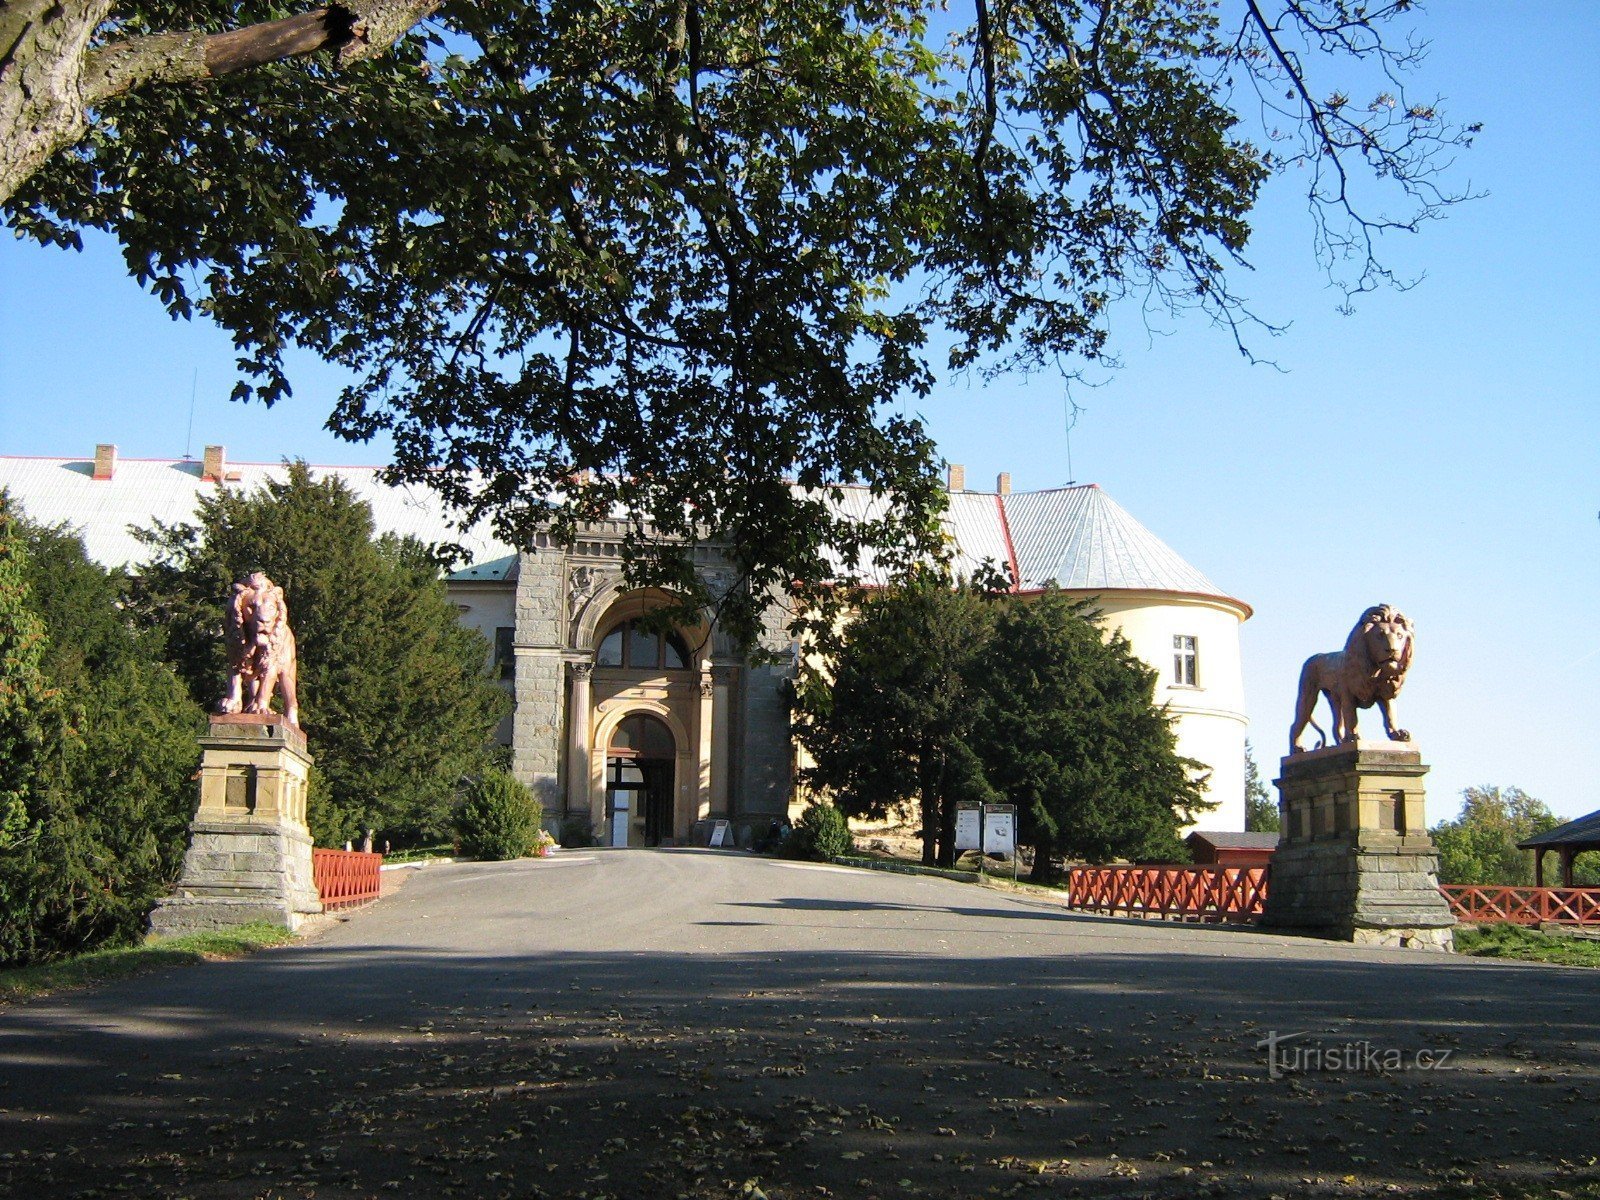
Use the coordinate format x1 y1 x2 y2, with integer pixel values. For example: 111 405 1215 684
1261 743 1455 951
150 715 323 936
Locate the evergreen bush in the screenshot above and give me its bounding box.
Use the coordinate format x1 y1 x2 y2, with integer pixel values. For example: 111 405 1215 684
0 505 203 966
454 771 542 861
787 802 853 861
559 816 599 848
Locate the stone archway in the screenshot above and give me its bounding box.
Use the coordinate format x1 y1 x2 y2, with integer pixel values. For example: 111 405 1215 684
602 713 676 847
589 699 696 844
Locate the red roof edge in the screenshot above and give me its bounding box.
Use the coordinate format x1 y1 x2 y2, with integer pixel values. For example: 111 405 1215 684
994 494 1022 592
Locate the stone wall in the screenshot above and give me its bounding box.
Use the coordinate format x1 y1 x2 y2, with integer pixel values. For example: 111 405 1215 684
512 550 566 806
736 587 796 821
1261 744 1455 950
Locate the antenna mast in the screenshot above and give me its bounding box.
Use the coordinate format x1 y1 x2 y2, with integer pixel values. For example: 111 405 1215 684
184 369 198 459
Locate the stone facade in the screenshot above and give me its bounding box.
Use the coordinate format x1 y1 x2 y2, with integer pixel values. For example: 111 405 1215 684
510 528 795 846
0 451 1256 842
150 716 323 935
1261 744 1455 950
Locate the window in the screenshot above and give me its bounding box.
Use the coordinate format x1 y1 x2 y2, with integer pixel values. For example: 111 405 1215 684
596 619 693 671
1173 635 1198 687
494 627 515 680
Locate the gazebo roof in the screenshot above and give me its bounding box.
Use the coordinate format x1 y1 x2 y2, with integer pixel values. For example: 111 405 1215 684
1185 831 1280 852
1518 808 1600 851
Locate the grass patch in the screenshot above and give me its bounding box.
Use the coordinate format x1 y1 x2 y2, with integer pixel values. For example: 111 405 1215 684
383 843 455 864
1455 922 1600 967
0 921 298 1004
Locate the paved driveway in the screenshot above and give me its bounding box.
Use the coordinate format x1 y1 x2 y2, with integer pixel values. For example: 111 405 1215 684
2 850 1596 1198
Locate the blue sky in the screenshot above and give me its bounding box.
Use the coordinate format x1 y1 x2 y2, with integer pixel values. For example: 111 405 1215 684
2 6 1596 820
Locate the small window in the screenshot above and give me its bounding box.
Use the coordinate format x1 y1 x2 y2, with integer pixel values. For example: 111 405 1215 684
596 619 692 671
494 627 515 680
1173 635 1198 687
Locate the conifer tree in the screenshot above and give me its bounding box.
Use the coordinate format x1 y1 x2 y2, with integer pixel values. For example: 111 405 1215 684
0 509 204 965
971 591 1209 881
130 464 509 847
795 570 995 867
0 499 50 854
1244 741 1280 833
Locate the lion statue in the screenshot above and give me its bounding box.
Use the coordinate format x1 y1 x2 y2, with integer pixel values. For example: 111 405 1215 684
217 570 300 727
1289 604 1414 753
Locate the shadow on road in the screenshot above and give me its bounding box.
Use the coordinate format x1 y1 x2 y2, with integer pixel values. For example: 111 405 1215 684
2 935 1595 1199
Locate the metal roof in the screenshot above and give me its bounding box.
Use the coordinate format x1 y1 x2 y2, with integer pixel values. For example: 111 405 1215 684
1001 484 1229 600
0 453 1242 610
1518 808 1600 850
942 491 1012 583
0 455 514 572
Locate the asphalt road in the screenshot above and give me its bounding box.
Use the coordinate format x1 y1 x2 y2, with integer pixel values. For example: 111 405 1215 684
2 849 1597 1199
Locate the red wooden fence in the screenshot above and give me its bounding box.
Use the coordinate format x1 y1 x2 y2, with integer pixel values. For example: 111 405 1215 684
313 849 383 909
1439 885 1600 927
1067 865 1268 923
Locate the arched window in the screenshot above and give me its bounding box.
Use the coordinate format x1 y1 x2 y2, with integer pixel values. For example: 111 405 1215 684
597 619 692 670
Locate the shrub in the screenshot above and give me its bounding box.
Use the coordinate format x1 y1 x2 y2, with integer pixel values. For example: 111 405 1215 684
559 816 599 848
454 771 542 861
787 802 853 861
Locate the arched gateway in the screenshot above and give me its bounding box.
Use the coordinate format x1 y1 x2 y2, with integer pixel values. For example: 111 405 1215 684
603 713 675 847
522 557 796 846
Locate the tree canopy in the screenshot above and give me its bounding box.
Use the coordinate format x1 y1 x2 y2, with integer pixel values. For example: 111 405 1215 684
1429 785 1586 888
128 463 510 847
5 1 1476 643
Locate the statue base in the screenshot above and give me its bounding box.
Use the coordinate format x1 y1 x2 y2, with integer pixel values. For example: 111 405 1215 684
149 716 322 936
1261 744 1455 951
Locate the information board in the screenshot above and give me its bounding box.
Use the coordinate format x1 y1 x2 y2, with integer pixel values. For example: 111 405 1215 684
708 819 731 847
982 803 1016 856
954 803 982 851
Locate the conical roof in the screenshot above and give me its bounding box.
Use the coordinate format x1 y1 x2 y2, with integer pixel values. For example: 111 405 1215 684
1001 484 1229 599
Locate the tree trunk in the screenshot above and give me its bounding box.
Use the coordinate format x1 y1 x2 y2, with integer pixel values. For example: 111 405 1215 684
918 795 937 865
0 0 114 208
935 794 956 868
0 0 440 206
1028 837 1060 885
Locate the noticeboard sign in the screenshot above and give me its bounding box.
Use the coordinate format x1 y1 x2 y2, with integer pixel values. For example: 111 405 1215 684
954 803 982 851
982 803 1017 856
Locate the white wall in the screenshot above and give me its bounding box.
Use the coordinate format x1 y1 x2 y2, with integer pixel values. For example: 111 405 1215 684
448 580 517 745
1087 593 1250 833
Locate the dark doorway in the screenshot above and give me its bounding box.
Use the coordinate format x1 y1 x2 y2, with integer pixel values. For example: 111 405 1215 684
605 714 676 847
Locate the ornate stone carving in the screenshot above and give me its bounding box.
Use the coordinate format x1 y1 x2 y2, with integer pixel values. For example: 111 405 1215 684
1290 604 1414 753
567 564 602 621
218 571 300 727
570 660 595 682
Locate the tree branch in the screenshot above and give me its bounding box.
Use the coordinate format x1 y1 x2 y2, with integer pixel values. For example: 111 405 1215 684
81 0 440 107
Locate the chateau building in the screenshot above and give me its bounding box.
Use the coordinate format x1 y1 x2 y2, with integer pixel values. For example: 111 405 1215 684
0 445 1251 844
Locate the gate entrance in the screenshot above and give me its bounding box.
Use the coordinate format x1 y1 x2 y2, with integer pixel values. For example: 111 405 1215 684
604 714 676 847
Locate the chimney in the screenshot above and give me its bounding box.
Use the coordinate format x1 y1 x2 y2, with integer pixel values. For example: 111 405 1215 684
947 463 965 492
201 444 226 483
996 471 1011 496
92 443 117 481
